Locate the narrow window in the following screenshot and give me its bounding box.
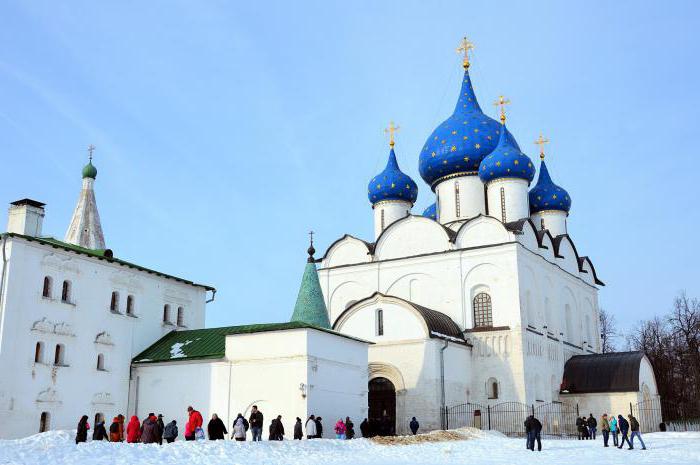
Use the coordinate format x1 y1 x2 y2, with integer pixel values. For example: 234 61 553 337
163 304 171 323
473 292 493 328
110 291 120 313
380 209 385 231
376 308 384 336
177 307 184 327
34 341 44 363
61 281 71 303
126 295 135 316
500 187 506 222
487 377 499 399
96 354 105 371
39 412 50 433
42 276 52 298
455 181 461 218
436 191 441 221
540 218 545 231
54 344 64 366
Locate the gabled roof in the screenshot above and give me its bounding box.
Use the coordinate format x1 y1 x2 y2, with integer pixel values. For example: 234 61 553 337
561 351 644 393
2 232 214 290
133 321 370 364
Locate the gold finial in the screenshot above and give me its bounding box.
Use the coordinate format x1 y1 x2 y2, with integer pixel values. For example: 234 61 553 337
456 36 475 69
87 144 96 161
493 95 510 124
534 134 549 160
385 121 400 148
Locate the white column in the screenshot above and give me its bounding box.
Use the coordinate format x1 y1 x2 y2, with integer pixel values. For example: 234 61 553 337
485 178 529 223
373 200 412 240
530 210 568 236
434 174 485 225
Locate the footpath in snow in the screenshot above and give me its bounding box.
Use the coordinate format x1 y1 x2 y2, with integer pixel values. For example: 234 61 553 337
1 429 699 465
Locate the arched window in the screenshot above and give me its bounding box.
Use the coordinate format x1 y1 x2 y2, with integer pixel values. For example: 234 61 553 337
126 295 135 316
34 341 44 363
96 354 105 371
473 292 493 328
110 291 120 313
376 308 384 336
42 276 52 298
487 377 499 399
61 281 71 303
163 304 171 323
54 344 65 366
39 412 50 433
176 307 184 327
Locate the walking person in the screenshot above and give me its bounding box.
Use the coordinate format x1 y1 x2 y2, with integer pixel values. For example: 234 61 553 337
360 418 369 438
315 416 324 438
576 416 585 440
600 413 610 447
231 413 248 441
294 417 303 440
409 417 419 435
617 415 632 449
163 420 178 443
628 414 647 450
207 413 228 440
141 414 159 444
92 418 108 441
610 414 619 447
524 415 534 450
185 406 203 441
345 417 355 439
156 414 165 445
75 415 90 444
305 415 317 439
587 414 597 440
269 415 284 440
249 405 264 442
126 415 141 443
109 417 121 442
532 415 542 451
334 419 347 439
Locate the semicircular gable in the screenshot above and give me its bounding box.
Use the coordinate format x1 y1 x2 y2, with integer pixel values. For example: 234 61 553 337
328 281 373 324
537 230 555 261
455 215 512 249
514 219 539 251
322 235 372 268
553 235 580 275
374 215 452 261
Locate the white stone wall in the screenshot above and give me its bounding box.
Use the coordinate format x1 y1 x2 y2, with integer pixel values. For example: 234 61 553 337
373 200 411 240
485 178 530 223
434 175 485 224
530 210 568 236
0 237 208 439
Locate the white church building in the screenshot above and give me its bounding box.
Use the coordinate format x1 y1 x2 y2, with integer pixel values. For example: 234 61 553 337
0 40 660 440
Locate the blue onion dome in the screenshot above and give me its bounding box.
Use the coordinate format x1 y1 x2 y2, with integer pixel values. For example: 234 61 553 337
479 122 535 184
529 159 571 213
368 147 418 205
418 69 519 188
422 202 437 220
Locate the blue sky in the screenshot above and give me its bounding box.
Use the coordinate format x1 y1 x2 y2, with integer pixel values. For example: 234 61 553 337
1 1 698 335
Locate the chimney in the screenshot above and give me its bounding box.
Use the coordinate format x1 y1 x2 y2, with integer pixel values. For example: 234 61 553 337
7 199 45 237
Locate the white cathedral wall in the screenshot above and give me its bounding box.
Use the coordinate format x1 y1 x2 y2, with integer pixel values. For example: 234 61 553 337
0 238 207 439
434 175 485 224
485 178 530 223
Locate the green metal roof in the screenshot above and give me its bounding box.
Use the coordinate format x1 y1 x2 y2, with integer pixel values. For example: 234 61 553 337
132 321 370 364
290 262 331 328
1 232 214 290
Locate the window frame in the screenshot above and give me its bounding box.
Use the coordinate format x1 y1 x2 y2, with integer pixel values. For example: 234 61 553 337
375 308 384 336
473 292 493 328
42 276 52 299
61 280 71 304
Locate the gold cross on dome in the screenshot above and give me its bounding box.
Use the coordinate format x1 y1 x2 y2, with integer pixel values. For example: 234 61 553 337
385 121 400 148
534 134 549 160
493 95 510 123
456 36 475 69
87 144 96 161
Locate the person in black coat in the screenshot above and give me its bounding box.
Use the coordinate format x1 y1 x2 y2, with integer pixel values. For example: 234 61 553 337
531 416 543 451
345 417 355 439
294 417 303 440
268 416 284 440
587 414 597 440
359 418 369 438
617 415 632 449
156 414 165 445
249 406 264 441
75 415 89 444
92 420 108 441
207 414 228 440
315 417 323 438
409 417 419 435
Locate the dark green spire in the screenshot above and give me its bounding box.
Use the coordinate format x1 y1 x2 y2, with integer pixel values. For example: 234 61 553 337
290 233 331 329
82 144 97 179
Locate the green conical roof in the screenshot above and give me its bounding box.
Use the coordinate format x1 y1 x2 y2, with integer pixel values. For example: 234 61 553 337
291 261 331 329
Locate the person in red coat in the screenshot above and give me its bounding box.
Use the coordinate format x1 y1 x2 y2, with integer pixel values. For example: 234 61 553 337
126 415 141 443
185 406 203 441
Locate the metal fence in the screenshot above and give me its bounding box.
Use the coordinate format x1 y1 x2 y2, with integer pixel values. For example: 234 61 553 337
632 399 700 432
443 401 580 439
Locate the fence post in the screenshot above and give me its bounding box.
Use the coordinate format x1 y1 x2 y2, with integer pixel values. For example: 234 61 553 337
445 405 449 430
488 405 491 430
630 402 633 417
576 403 579 416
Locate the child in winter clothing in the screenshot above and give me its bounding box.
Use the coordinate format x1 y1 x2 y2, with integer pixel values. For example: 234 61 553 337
334 419 347 439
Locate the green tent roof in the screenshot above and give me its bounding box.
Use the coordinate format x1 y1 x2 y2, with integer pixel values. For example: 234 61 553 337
290 262 331 328
132 321 369 364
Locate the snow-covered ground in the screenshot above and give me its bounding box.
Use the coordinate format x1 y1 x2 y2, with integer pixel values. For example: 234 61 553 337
1 430 698 465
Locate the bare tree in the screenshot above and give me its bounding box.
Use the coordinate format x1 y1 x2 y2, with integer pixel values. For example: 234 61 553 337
599 307 618 353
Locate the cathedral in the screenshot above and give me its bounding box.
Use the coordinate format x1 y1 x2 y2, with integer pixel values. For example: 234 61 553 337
0 39 659 440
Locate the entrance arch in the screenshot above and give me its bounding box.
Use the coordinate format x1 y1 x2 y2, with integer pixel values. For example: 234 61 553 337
368 377 396 436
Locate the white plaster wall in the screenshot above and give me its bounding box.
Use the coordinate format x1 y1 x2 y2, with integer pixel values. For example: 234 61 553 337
485 178 529 223
435 175 485 224
0 237 208 439
374 216 452 261
454 216 513 249
531 210 567 237
323 237 372 268
373 201 411 240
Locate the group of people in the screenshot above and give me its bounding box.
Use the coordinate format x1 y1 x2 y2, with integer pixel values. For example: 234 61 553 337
75 405 374 444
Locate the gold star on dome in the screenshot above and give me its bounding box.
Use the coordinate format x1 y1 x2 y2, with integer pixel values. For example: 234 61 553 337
496 161 501 167
474 128 479 133
463 136 468 140
451 146 457 152
464 157 470 162
475 143 481 149
514 159 519 165
451 130 457 135
391 183 395 188
552 194 557 199
431 152 436 157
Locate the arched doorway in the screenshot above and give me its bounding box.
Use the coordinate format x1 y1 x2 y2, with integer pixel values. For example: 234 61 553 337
368 377 396 436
